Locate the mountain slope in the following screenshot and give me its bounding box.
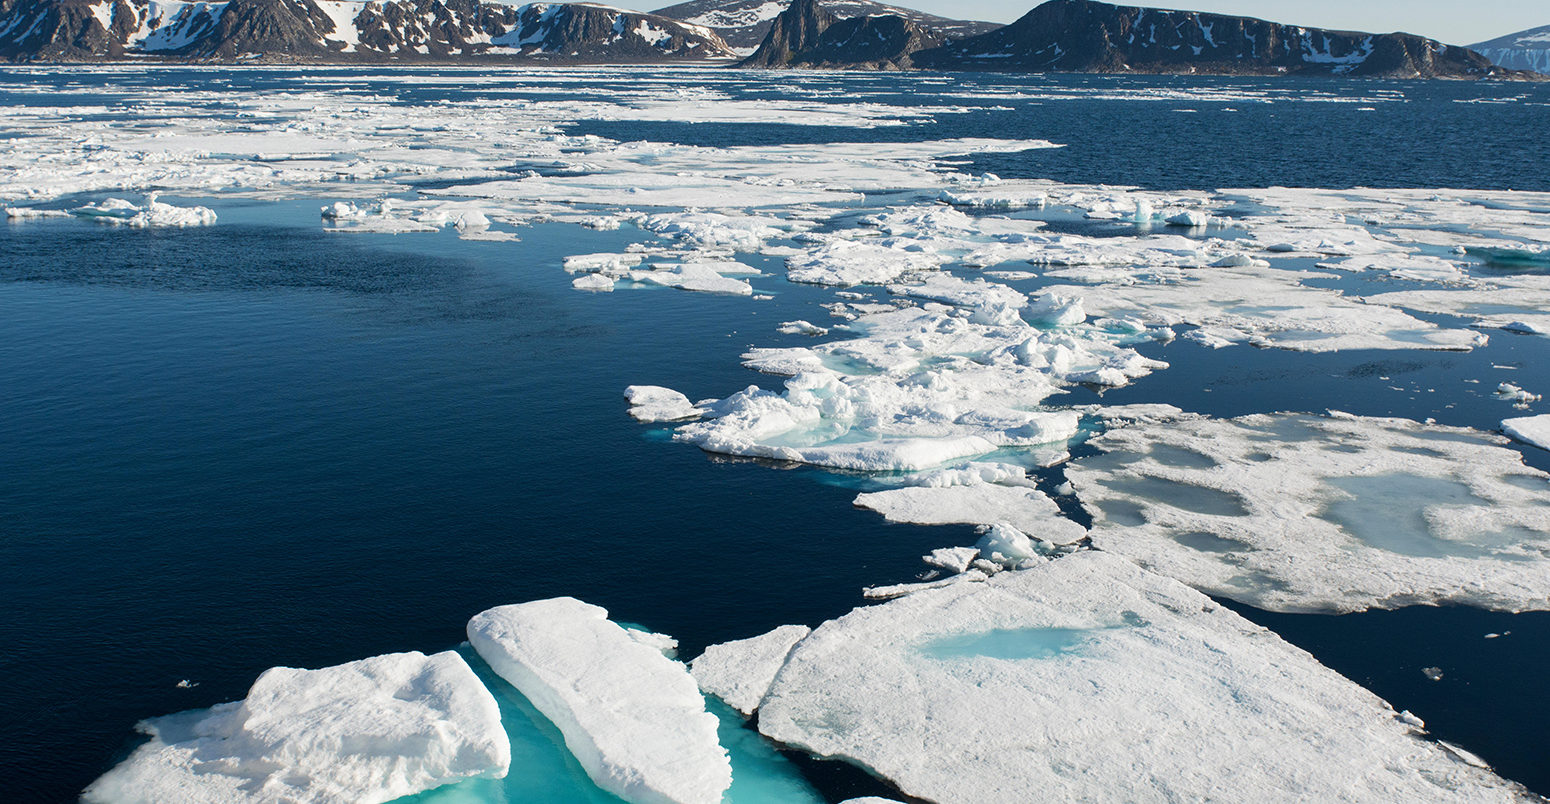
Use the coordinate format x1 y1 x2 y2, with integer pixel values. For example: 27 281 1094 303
651 0 994 51
911 0 1521 79
1471 24 1550 75
737 0 940 68
0 0 738 61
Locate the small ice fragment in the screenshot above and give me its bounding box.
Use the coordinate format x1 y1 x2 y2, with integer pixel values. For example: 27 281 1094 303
777 320 828 336
975 523 1043 568
624 385 703 422
1422 667 1445 681
1166 210 1210 228
174 679 197 689
572 273 615 292
924 546 980 574
1396 710 1425 728
1484 633 1500 639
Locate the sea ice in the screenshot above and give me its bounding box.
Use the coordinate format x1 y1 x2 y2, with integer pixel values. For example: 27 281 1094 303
72 194 216 228
628 262 755 295
466 598 732 804
777 320 829 336
572 273 616 291
1502 415 1550 452
83 651 509 804
854 480 1085 545
1070 413 1550 613
690 625 812 716
624 386 705 422
746 551 1533 803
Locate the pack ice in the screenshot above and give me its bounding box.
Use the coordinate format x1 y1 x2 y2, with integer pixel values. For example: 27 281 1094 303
670 275 1165 472
732 551 1534 803
466 598 732 804
1070 412 1550 613
82 651 509 804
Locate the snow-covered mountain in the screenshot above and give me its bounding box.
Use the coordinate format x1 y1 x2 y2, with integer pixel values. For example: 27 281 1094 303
651 0 994 51
911 0 1523 78
0 0 737 61
1471 24 1550 75
738 0 940 68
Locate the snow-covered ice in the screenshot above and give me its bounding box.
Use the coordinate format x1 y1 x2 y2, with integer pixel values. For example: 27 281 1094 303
83 651 509 804
746 551 1533 803
690 625 812 716
1503 415 1550 452
625 386 705 422
466 598 732 804
72 194 216 228
1070 413 1550 613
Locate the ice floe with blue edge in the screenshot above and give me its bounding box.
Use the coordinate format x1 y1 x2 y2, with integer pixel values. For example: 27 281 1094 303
718 551 1535 803
1503 414 1550 452
83 651 509 804
1070 412 1550 613
467 598 732 804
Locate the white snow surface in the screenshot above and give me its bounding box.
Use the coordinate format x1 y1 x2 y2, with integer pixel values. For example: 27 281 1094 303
466 598 732 804
689 624 811 715
83 651 509 804
1071 412 1550 613
72 194 216 227
625 385 705 422
749 551 1534 803
1503 414 1550 452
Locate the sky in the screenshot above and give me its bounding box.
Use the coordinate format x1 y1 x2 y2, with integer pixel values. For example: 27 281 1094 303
900 0 1546 46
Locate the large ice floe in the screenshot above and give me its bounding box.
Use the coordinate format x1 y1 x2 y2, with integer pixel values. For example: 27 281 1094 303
667 274 1166 472
83 651 509 804
466 598 732 804
707 551 1534 803
1069 412 1550 613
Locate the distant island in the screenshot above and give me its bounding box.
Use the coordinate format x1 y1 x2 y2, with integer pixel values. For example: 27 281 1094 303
0 0 1540 79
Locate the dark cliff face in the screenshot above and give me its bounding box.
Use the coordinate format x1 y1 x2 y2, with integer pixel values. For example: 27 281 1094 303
912 0 1522 78
651 0 994 51
738 0 941 69
0 0 124 60
0 0 736 61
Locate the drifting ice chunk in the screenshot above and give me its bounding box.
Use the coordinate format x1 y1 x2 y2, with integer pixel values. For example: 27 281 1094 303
466 599 732 804
629 263 754 295
1026 292 1086 328
624 385 704 423
1165 210 1210 228
1503 415 1550 452
854 483 1086 545
974 522 1047 567
1496 383 1541 409
572 273 616 292
690 625 812 715
73 194 216 228
83 651 509 804
777 320 829 336
1071 413 1550 613
751 551 1531 803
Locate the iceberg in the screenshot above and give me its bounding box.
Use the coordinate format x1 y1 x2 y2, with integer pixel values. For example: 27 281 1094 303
83 651 509 804
466 598 732 804
1070 413 1550 613
746 551 1532 803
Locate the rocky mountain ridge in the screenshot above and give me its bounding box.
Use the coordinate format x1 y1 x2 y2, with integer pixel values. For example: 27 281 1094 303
0 0 736 61
1471 24 1550 75
650 0 994 51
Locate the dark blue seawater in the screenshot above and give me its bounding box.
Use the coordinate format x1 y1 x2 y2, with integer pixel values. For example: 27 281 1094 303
3 68 1550 802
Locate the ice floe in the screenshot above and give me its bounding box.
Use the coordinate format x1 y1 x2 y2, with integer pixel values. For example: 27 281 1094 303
690 625 812 716
1503 415 1550 452
744 551 1533 803
83 651 508 804
1070 412 1550 613
466 598 732 804
625 385 706 423
71 194 216 228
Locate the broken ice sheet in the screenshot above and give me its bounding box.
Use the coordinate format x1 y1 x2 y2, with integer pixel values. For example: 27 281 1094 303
1069 412 1550 613
741 551 1531 803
